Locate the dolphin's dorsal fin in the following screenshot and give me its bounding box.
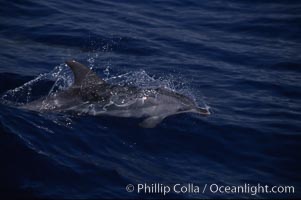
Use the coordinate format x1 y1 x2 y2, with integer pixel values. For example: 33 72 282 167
65 60 105 86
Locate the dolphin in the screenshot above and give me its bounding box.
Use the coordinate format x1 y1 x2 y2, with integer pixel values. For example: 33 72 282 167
21 60 210 128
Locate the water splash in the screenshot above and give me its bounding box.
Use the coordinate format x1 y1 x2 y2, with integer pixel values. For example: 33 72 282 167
0 63 72 106
1 73 48 105
106 70 172 90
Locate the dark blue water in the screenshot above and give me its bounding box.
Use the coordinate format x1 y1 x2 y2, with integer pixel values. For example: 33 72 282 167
0 0 300 199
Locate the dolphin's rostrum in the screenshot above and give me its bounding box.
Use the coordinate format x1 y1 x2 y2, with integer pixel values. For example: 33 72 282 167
22 60 210 128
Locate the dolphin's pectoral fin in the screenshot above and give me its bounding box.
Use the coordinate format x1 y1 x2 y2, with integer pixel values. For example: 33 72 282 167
139 116 165 128
65 60 105 86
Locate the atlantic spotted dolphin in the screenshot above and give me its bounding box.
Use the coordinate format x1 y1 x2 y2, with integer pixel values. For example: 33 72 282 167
22 60 210 128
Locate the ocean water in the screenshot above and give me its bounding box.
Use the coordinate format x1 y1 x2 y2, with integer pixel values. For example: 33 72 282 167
0 0 300 199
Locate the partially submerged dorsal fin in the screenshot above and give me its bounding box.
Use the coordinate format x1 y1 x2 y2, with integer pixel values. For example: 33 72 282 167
65 60 105 86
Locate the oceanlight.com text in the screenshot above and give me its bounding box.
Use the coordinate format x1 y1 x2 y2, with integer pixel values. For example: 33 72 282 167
125 183 295 196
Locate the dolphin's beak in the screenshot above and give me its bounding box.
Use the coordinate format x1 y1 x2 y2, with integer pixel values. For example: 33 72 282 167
196 107 210 115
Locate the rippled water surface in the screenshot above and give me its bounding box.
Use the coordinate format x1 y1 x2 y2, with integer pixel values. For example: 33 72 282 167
0 0 300 199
